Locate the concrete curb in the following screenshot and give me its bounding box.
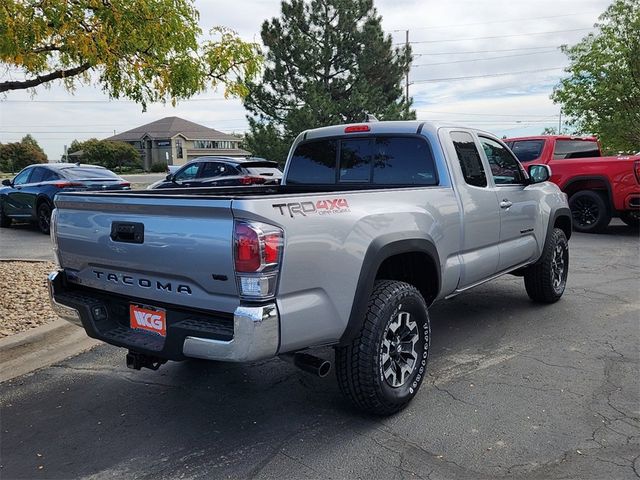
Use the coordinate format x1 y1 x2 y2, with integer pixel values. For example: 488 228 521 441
0 258 52 263
0 319 100 383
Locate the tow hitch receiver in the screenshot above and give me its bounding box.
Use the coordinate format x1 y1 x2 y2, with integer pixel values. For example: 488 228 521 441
126 351 167 371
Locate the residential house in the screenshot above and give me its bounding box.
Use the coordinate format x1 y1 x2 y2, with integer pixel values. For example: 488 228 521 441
105 116 250 170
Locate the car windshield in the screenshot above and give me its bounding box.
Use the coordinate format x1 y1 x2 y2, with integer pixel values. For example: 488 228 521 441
508 140 545 163
61 167 119 179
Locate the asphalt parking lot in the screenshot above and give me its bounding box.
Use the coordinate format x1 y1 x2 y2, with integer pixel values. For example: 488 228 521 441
0 222 54 260
1 223 639 479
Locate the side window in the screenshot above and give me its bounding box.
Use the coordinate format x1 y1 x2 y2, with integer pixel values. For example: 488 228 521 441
451 131 487 187
42 170 61 181
13 168 32 186
287 140 337 184
553 140 600 159
173 163 200 182
28 167 47 184
199 162 225 178
479 137 525 185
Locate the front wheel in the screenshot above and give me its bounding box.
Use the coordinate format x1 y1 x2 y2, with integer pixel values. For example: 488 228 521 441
619 211 640 228
335 280 430 416
0 205 11 228
37 202 52 234
524 228 569 303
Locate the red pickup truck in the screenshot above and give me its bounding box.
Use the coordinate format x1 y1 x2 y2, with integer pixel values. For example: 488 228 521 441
505 135 640 233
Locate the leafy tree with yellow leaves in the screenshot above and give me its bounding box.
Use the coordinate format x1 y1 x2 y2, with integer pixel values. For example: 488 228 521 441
0 0 261 108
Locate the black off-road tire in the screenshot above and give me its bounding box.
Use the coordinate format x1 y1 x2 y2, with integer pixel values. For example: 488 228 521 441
36 202 52 234
0 206 11 228
524 228 569 303
619 211 640 228
335 280 430 416
569 190 611 233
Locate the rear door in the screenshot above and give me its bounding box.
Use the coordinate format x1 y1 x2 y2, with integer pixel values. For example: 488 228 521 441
448 131 501 288
478 136 539 270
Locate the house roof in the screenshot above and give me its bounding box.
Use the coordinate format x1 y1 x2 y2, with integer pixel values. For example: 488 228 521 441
106 116 241 142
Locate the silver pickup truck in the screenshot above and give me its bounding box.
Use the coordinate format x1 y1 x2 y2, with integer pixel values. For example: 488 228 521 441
48 121 571 415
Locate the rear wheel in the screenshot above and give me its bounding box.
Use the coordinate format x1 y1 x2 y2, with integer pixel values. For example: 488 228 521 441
569 190 611 233
335 280 430 416
37 202 52 234
524 228 569 303
619 211 640 228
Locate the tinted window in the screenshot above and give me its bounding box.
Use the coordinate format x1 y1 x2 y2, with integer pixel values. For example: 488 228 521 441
28 167 49 183
553 140 600 159
199 162 233 178
13 168 32 185
451 131 487 187
338 137 437 185
173 163 200 182
509 140 545 162
62 167 119 179
480 137 525 185
340 138 374 182
43 169 61 181
287 140 337 184
371 137 436 185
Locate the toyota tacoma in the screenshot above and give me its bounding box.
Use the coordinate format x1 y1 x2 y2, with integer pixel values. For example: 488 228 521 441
48 121 571 415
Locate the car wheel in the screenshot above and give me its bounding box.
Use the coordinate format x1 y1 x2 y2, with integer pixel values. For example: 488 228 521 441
0 206 11 228
37 202 52 234
524 228 569 303
619 211 640 228
335 280 430 415
569 190 611 233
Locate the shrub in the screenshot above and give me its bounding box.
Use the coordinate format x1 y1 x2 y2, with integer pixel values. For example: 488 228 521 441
150 162 168 173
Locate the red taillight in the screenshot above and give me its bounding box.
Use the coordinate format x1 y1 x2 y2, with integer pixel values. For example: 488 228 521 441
120 182 131 187
263 233 281 264
235 223 261 272
53 182 83 188
344 125 370 133
634 160 640 184
239 176 266 185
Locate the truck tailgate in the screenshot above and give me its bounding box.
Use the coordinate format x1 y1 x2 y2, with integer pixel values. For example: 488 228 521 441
53 193 239 313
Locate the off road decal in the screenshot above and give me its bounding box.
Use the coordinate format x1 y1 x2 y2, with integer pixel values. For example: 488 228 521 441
272 198 350 218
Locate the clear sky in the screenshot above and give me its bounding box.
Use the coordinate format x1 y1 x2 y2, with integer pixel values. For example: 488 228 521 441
0 0 613 160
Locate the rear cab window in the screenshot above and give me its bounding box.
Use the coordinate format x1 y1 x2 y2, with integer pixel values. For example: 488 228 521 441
553 139 600 159
286 136 437 186
508 140 545 163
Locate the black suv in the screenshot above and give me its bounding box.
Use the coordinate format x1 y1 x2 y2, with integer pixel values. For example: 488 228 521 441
149 157 282 189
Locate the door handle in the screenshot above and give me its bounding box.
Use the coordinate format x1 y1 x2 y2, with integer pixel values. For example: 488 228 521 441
500 199 513 209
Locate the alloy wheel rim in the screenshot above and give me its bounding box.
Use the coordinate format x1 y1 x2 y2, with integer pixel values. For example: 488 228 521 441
551 243 567 292
39 206 50 231
381 311 419 388
572 197 598 226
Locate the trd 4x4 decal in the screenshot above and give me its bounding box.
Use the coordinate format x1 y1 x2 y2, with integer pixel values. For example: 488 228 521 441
273 198 350 218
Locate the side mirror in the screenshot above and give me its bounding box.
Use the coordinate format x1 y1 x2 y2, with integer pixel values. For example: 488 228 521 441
528 164 551 184
2 179 11 187
165 174 173 182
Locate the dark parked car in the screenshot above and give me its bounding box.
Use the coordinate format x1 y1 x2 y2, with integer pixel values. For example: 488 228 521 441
149 157 282 190
0 163 131 234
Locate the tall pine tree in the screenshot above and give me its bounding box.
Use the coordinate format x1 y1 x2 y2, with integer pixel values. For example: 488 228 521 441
244 0 414 163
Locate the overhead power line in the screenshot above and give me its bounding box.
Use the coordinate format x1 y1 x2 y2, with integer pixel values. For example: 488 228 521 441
388 11 600 31
413 50 559 67
417 110 557 118
414 45 563 56
398 27 592 45
412 66 564 83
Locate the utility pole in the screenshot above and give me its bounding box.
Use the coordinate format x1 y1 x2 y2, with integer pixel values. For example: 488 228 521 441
558 109 562 134
405 29 410 112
